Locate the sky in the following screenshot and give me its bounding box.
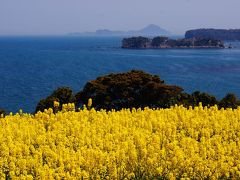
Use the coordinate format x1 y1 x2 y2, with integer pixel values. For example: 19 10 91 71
0 0 239 35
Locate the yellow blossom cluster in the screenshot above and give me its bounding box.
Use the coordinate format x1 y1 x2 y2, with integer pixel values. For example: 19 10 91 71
0 104 240 179
53 101 60 108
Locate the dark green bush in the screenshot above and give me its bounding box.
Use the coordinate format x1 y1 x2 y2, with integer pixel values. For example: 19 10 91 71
218 93 240 109
0 108 6 117
35 87 75 113
177 91 218 108
191 91 218 107
75 70 183 110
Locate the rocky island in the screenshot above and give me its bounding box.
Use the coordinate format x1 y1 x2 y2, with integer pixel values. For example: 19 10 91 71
122 36 225 49
185 29 240 41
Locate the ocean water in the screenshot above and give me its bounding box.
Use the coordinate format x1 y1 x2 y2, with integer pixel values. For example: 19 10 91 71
0 36 240 113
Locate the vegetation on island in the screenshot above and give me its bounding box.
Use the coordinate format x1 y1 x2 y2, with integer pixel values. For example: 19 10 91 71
122 37 151 48
185 28 240 41
122 36 225 49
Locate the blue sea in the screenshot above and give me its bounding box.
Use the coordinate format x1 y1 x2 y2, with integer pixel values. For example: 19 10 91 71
0 36 240 113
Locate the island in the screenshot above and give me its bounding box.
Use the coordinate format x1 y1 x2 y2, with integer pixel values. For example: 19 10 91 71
122 36 225 49
185 29 240 41
69 24 171 37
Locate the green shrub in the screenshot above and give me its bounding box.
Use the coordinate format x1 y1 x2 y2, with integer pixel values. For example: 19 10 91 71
75 70 183 110
191 91 218 107
219 93 240 109
35 87 75 113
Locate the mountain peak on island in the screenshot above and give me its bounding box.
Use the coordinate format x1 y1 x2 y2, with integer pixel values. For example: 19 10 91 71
139 24 170 35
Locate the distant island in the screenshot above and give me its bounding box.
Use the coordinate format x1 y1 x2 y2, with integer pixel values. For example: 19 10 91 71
69 24 171 37
185 29 240 41
122 36 225 49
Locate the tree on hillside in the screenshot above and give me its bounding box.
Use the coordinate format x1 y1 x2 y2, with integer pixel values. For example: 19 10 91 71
218 93 240 109
191 91 218 107
75 70 183 110
35 87 75 113
177 91 218 108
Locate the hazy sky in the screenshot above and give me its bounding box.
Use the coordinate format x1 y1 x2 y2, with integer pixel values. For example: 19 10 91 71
0 0 239 35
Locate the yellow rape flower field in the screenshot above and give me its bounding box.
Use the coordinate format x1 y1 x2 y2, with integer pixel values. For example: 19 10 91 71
0 104 240 179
